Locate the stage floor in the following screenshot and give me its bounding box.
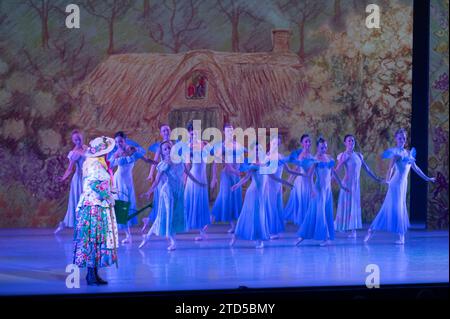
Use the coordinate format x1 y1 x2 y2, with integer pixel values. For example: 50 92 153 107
0 225 448 296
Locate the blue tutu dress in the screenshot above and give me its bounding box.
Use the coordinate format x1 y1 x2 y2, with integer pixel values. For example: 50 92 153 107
149 161 186 237
297 159 335 241
109 140 145 227
234 166 270 241
63 150 85 227
369 147 416 234
184 160 210 230
212 163 242 222
263 162 285 235
284 157 316 225
334 152 363 231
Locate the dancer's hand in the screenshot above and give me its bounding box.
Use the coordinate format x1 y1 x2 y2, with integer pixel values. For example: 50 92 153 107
230 184 238 192
147 175 153 182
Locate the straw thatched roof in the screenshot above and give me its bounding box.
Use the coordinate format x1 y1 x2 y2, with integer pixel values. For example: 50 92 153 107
71 49 306 131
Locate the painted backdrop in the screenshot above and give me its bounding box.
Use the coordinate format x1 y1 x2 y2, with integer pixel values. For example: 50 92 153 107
0 0 445 229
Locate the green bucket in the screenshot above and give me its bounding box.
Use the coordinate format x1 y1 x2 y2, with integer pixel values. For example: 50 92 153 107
114 199 131 225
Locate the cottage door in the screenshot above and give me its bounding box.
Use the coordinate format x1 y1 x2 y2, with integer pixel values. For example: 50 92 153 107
168 107 222 203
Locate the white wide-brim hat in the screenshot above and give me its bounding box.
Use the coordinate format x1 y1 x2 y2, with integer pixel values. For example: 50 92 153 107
86 136 115 157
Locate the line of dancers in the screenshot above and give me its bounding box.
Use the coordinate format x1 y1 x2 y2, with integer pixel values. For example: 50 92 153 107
58 125 435 252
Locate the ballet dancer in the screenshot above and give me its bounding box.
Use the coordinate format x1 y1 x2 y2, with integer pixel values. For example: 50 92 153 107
334 134 384 238
184 122 215 241
364 128 435 245
210 123 244 233
110 131 146 244
284 134 316 226
142 124 172 232
296 137 349 247
264 135 302 239
73 136 118 285
139 141 207 250
55 130 88 234
230 145 293 249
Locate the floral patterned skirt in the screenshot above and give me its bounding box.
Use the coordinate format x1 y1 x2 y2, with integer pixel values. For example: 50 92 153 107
73 205 118 268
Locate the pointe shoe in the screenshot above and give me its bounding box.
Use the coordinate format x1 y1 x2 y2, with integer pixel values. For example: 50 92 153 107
54 222 65 234
138 235 149 249
270 234 280 240
319 240 330 247
364 231 373 243
227 227 235 234
167 244 176 251
348 231 357 239
121 235 132 244
255 241 264 249
141 218 150 233
295 238 304 246
395 235 405 245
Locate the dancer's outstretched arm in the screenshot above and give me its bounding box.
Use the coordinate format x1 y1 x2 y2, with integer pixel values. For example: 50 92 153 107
269 174 294 188
60 159 75 182
283 164 304 177
231 173 251 191
332 170 350 192
184 164 207 186
412 162 436 183
358 153 384 183
142 171 163 199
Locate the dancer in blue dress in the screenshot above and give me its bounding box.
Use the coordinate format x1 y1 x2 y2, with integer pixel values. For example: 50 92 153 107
334 134 383 238
230 147 292 249
296 137 349 246
284 134 316 226
142 124 172 232
55 130 87 234
184 123 216 241
210 124 244 233
364 128 435 245
139 141 206 251
110 131 146 244
264 135 300 239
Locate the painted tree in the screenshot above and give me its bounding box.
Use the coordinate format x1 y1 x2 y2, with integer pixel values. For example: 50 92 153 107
216 0 247 52
23 0 55 49
82 0 133 54
145 0 205 53
278 0 326 60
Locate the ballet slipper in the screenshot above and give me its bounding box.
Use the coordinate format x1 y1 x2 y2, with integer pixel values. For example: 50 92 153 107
395 235 405 245
295 237 304 246
141 218 150 233
54 222 65 234
138 234 149 249
319 240 330 247
364 230 373 243
348 230 357 238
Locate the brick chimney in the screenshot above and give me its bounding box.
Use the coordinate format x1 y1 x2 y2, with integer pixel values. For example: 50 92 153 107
272 29 292 53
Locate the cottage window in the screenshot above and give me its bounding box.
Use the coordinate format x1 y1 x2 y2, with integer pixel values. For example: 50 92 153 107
186 71 207 99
